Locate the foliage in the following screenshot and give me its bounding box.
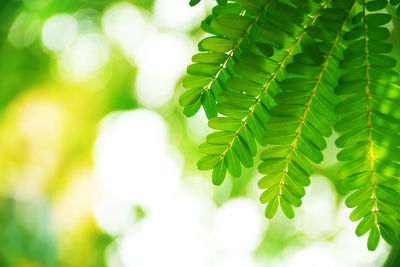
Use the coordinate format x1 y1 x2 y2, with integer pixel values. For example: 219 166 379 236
180 0 400 251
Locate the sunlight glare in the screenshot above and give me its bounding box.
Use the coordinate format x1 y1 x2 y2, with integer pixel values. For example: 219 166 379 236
42 14 78 52
153 0 206 31
296 176 337 238
214 198 264 252
93 109 180 209
59 33 109 80
133 32 192 107
102 2 150 57
119 190 214 267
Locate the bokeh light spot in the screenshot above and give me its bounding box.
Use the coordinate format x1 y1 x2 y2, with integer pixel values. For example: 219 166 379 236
59 33 109 80
41 14 78 52
8 11 41 48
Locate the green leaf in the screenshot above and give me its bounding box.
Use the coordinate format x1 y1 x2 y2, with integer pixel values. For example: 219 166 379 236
352 12 363 24
380 224 399 246
290 0 311 12
368 26 390 41
355 212 375 237
189 0 201 7
202 90 217 119
217 104 247 119
280 197 295 219
225 149 241 177
212 160 226 186
379 214 400 234
234 62 270 85
199 36 235 52
209 117 242 131
179 88 203 106
366 0 388 12
217 0 228 5
211 20 243 40
284 175 306 198
279 78 315 91
369 54 396 68
183 97 202 117
260 146 290 159
258 173 282 189
232 136 253 168
344 26 363 40
301 123 327 150
366 13 391 26
297 138 323 164
275 91 310 105
211 13 253 39
246 115 265 144
198 155 220 170
219 91 254 109
263 131 296 145
378 202 400 219
256 42 274 57
281 185 302 207
235 0 267 15
339 172 369 192
192 52 227 64
307 111 332 137
265 196 279 219
258 158 287 174
259 184 280 204
206 131 234 145
183 75 212 89
187 63 220 75
288 161 311 186
291 150 313 175
199 143 226 155
240 52 278 73
267 117 300 131
257 23 287 49
227 77 262 96
376 186 400 207
286 63 321 77
269 104 306 117
367 225 380 251
345 186 373 208
212 3 242 16
349 199 374 222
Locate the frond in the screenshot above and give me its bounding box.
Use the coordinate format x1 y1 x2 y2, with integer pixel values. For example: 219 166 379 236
197 0 326 184
179 1 272 119
257 0 357 219
335 0 400 251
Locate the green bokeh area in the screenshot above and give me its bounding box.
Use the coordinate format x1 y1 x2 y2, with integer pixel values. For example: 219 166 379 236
0 199 57 266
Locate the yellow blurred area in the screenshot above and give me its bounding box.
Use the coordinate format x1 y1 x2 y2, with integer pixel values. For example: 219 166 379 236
0 85 98 197
0 83 109 266
58 218 111 267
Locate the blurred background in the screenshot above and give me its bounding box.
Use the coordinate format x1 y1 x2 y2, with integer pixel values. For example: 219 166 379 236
0 0 399 266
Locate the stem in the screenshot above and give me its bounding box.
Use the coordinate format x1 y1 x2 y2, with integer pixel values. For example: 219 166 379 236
362 0 379 225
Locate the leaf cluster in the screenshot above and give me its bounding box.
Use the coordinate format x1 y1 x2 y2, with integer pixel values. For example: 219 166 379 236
181 0 400 251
